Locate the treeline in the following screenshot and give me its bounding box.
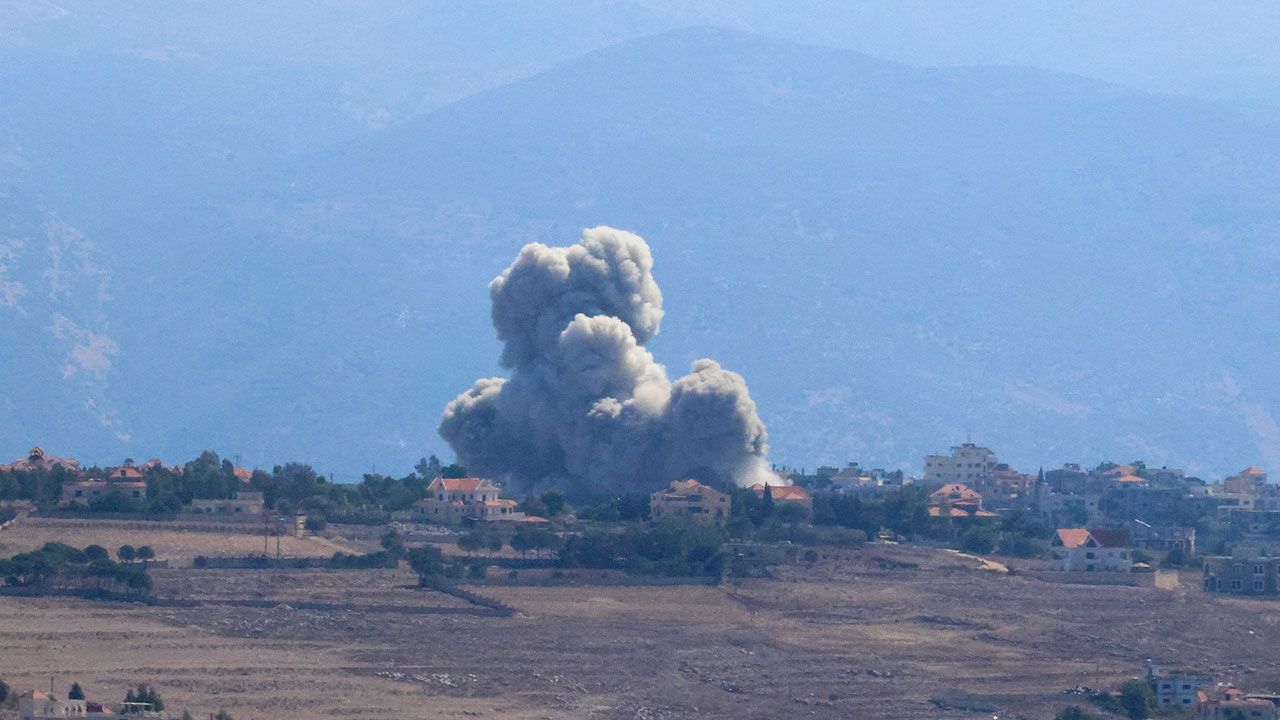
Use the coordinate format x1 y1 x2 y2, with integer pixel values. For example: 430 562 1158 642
3 450 464 519
558 521 727 577
0 542 152 595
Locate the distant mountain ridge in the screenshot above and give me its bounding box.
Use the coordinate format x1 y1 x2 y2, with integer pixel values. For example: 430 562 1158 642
4 26 1280 478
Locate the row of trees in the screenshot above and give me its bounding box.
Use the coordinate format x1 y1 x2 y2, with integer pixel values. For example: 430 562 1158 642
0 542 152 595
558 521 727 577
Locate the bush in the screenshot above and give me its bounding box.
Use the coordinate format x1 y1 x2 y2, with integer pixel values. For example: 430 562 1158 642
1163 546 1187 568
1118 679 1154 719
124 684 163 712
1056 706 1100 720
0 678 9 703
960 527 997 555
997 536 1048 559
84 545 109 562
118 544 136 561
136 546 155 560
304 516 327 533
467 562 486 580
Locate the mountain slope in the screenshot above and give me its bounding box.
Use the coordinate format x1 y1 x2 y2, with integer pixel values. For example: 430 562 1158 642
5 27 1280 477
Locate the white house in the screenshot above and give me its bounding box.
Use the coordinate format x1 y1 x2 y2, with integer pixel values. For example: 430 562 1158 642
1050 527 1133 572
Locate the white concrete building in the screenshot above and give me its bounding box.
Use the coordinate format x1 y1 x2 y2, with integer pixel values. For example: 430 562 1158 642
923 443 998 485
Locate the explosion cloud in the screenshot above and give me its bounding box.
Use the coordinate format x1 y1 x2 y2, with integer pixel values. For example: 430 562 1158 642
439 226 772 496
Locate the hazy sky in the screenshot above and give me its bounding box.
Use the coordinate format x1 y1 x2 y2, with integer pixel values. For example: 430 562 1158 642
3 1 1280 110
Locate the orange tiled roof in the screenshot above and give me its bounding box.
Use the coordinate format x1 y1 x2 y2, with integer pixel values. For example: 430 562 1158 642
434 477 492 492
1113 474 1146 483
931 483 982 501
1055 528 1092 549
1056 527 1130 549
1242 466 1266 476
749 483 810 502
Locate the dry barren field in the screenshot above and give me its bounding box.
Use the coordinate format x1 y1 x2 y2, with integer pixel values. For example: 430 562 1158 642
1 531 1279 719
0 516 361 561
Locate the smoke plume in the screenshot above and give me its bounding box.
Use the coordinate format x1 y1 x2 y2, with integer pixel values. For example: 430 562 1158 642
439 226 772 495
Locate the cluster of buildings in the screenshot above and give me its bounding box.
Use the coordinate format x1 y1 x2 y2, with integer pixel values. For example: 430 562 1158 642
3 448 267 520
17 689 166 720
1147 664 1279 719
647 478 814 527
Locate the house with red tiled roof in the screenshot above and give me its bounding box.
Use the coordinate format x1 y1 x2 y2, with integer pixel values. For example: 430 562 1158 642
1197 686 1279 720
749 483 813 515
18 688 117 719
1050 527 1133 572
650 479 730 527
411 476 539 526
106 458 145 480
4 446 80 473
926 483 996 518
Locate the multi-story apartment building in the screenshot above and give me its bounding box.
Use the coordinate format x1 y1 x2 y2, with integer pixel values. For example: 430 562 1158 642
650 479 730 527
923 443 998 486
1203 547 1280 595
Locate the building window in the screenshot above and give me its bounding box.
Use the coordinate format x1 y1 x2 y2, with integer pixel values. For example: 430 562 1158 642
1256 580 1265 591
1232 579 1243 590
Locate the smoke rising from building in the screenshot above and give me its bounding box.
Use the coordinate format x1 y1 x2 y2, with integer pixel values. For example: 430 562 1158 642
439 226 771 495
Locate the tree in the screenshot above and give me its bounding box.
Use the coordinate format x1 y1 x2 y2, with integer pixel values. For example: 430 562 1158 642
457 532 483 556
0 678 8 703
486 534 503 557
181 711 193 720
214 710 234 720
84 545 109 562
1118 679 1154 719
304 515 327 533
380 529 405 556
1056 706 1099 720
1163 546 1187 567
441 464 467 479
406 545 443 583
118 544 136 561
539 491 566 517
415 455 443 480
124 684 164 712
960 526 998 555
510 531 532 559
761 484 775 518
68 683 85 700
136 546 155 561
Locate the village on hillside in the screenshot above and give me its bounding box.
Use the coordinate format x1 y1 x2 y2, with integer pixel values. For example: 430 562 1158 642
3 441 1280 718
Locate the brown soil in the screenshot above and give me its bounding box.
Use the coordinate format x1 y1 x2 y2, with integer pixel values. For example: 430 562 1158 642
1 536 1277 719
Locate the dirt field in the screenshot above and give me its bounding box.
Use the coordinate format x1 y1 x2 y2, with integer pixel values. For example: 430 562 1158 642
2 539 1280 719
0 516 361 561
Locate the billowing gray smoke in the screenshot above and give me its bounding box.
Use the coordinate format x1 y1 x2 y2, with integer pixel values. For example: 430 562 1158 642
439 226 772 496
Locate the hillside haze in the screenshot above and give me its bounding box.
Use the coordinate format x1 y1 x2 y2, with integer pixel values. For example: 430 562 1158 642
3 27 1280 479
